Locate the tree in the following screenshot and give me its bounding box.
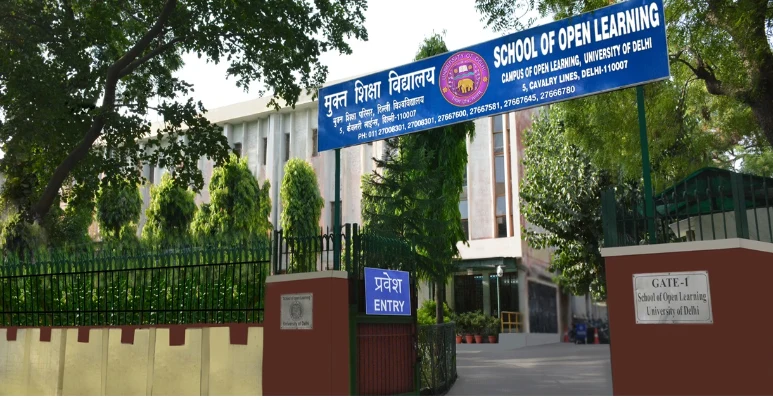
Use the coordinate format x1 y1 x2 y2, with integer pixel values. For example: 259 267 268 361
0 213 46 255
280 158 324 272
519 108 612 299
556 81 727 192
96 178 142 241
45 198 94 248
475 0 773 147
361 33 473 323
0 0 368 225
142 172 197 243
191 154 271 239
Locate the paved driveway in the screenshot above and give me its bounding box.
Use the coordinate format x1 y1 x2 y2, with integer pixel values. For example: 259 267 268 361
447 343 612 396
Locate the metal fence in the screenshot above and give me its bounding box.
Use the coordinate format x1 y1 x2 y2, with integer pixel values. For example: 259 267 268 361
418 323 457 395
272 224 417 278
602 168 773 247
0 225 417 327
0 239 271 327
272 226 345 274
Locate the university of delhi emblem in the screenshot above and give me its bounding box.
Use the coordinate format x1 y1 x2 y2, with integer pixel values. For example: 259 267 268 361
439 50 490 107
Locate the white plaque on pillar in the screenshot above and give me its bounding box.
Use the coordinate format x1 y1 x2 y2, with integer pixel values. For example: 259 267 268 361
633 271 713 324
281 293 313 330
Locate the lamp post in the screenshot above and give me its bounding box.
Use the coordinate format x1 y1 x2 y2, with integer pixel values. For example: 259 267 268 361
496 265 504 317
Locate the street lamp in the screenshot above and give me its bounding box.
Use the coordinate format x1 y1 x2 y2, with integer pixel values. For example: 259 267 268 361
496 265 504 318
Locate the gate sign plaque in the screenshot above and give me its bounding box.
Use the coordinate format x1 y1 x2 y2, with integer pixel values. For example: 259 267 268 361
281 293 313 330
365 267 411 316
318 0 669 152
633 271 713 324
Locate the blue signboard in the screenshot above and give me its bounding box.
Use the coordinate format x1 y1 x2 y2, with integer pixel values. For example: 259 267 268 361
318 0 669 152
365 267 411 316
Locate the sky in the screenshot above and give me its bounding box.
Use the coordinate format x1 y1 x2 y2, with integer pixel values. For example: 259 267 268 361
172 0 547 113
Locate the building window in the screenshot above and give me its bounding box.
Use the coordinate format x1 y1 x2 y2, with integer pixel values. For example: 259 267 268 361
454 274 483 314
493 115 507 238
312 129 318 157
233 142 242 158
262 138 268 165
284 133 290 161
489 272 519 317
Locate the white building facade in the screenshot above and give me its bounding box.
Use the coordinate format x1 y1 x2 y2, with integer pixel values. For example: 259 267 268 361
137 92 570 335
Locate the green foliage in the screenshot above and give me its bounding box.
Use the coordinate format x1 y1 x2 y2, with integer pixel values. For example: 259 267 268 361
0 0 368 224
361 34 473 323
733 144 773 177
280 158 324 272
520 108 613 300
418 300 453 325
191 154 272 240
486 316 501 336
96 178 142 241
45 200 94 248
142 173 197 243
0 212 46 255
557 83 723 193
454 312 468 335
455 311 489 335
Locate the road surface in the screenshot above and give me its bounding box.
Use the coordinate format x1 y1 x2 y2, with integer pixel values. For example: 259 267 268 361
448 343 612 396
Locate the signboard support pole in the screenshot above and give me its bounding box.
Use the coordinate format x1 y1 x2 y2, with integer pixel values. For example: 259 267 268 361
334 148 342 270
637 86 656 245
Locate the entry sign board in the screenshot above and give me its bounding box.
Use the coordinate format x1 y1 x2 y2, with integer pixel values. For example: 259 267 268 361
633 271 713 324
365 267 411 316
318 0 669 152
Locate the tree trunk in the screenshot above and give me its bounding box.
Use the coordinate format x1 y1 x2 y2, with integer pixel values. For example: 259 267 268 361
435 278 445 324
752 88 773 148
29 0 179 223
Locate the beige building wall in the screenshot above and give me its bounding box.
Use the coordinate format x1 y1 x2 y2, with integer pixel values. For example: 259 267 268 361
0 326 264 396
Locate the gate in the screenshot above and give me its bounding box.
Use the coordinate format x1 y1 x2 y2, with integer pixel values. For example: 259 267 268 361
348 225 419 396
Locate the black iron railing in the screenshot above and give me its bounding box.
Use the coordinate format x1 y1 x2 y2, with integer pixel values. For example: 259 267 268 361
0 225 417 328
602 168 773 247
0 239 270 327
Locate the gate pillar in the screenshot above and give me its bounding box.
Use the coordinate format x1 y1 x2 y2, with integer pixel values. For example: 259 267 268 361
602 239 773 395
262 271 350 396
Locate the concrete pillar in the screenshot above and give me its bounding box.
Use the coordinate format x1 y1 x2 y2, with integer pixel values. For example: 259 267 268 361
518 269 529 333
266 114 281 229
585 294 593 319
224 124 233 146
482 273 491 316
